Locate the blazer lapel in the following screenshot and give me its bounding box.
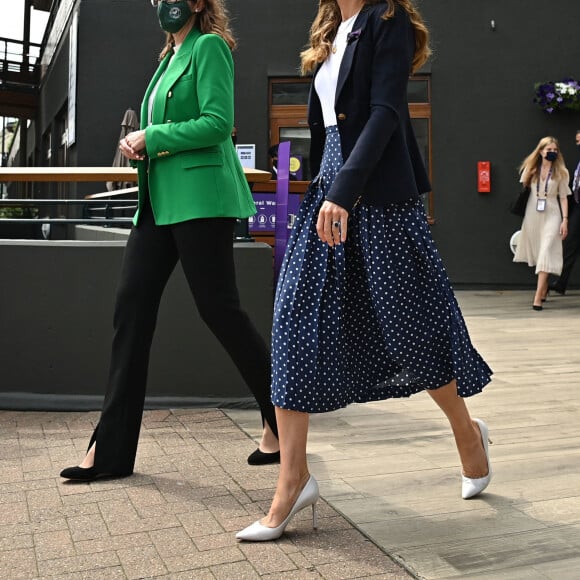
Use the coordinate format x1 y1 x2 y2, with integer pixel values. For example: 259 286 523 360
335 6 370 105
141 27 203 127
161 26 202 90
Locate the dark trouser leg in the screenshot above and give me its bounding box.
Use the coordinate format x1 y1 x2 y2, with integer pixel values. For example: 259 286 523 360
92 205 178 474
554 204 580 291
172 217 278 438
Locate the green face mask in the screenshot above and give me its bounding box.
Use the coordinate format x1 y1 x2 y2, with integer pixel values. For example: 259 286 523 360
157 1 193 34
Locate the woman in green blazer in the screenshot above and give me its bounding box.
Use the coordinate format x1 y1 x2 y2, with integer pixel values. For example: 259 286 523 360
60 0 279 481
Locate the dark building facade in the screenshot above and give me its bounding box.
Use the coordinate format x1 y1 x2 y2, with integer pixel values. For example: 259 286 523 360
15 0 580 287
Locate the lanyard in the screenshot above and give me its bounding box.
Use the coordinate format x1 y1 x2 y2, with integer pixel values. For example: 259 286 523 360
536 166 553 196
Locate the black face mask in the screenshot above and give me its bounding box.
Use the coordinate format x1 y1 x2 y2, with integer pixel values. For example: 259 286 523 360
157 1 193 33
546 151 558 162
576 143 580 151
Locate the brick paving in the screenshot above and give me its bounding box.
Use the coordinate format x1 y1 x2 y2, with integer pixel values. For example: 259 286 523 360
0 408 411 579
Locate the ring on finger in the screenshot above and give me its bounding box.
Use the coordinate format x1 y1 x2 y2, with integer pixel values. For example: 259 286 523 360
332 221 341 228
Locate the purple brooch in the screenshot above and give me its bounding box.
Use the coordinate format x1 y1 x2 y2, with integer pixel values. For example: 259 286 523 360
347 29 362 44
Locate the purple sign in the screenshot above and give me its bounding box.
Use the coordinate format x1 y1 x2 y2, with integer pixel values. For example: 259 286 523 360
249 193 300 232
289 154 303 181
274 142 291 282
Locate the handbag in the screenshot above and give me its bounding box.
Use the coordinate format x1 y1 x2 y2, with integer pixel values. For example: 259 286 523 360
510 185 531 217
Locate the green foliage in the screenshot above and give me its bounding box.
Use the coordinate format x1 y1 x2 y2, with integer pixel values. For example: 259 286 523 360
0 206 39 218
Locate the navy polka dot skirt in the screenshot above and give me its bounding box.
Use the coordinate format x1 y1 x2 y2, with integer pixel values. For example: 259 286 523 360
271 126 492 413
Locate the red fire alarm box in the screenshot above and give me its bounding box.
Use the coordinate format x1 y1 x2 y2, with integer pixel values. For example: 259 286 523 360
478 161 491 193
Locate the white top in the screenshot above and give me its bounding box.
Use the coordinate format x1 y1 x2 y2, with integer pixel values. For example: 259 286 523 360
147 44 182 126
314 12 359 127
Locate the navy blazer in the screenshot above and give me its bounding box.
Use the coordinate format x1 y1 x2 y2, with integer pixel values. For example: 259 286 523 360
308 3 431 210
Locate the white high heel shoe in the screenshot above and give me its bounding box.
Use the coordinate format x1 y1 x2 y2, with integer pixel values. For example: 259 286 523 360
236 475 319 541
462 418 492 499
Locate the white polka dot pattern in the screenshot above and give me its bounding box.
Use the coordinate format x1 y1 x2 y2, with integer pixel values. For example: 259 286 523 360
271 126 492 413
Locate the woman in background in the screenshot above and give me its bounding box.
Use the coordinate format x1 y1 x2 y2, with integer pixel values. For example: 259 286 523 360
514 136 570 310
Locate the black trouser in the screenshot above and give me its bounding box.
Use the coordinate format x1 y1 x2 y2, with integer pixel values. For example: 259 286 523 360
90 202 277 475
552 198 580 292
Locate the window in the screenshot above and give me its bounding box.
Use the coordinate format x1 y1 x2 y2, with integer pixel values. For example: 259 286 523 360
56 105 69 200
268 75 434 221
269 78 311 181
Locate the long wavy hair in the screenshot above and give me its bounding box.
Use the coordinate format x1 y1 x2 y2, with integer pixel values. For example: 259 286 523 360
159 0 236 60
519 136 568 186
300 0 431 75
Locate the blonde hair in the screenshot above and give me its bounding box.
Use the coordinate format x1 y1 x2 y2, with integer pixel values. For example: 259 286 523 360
300 0 431 75
159 0 236 59
519 136 568 187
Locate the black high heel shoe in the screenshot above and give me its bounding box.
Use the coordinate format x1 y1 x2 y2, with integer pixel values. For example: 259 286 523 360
532 304 543 311
60 465 106 481
59 465 130 481
247 449 280 465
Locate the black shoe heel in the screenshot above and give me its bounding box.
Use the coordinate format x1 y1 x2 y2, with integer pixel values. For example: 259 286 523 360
247 449 280 465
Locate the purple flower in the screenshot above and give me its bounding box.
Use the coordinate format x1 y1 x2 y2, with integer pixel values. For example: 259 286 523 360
534 77 580 113
347 28 362 44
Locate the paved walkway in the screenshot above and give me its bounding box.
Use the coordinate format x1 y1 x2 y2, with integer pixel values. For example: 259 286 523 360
0 418 407 578
1 291 579 579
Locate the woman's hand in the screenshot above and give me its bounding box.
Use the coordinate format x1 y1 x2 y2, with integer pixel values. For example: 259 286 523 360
560 219 568 240
119 130 146 161
316 200 349 246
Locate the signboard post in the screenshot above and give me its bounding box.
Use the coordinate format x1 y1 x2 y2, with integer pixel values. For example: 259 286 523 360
274 142 291 282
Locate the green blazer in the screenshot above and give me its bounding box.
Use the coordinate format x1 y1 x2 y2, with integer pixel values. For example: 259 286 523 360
133 27 255 226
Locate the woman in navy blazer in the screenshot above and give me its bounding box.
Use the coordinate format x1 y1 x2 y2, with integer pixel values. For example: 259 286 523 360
237 0 493 542
308 1 430 209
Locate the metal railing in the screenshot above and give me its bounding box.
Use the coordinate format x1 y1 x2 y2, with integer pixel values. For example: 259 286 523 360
0 166 272 238
0 198 136 225
0 36 41 91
